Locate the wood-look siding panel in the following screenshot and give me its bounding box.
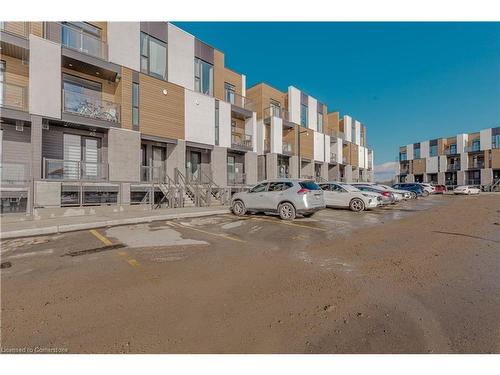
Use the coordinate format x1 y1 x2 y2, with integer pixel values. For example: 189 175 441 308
438 139 446 155
350 143 359 167
299 129 314 160
1 124 32 165
119 67 133 130
213 50 225 101
1 22 28 37
224 68 242 97
413 158 426 174
29 22 44 37
231 117 245 134
343 143 350 164
1 55 29 110
326 112 339 135
247 83 287 121
283 126 297 155
491 148 500 169
139 73 184 140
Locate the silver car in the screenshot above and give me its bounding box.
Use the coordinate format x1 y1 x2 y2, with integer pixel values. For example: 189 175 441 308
231 179 325 220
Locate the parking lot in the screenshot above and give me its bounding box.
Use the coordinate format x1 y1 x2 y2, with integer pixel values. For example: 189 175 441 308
1 193 499 353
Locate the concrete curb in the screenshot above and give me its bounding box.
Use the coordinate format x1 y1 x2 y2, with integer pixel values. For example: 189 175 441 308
1 209 231 240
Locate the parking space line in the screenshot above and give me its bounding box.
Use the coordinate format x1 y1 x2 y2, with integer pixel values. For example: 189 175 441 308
89 229 113 246
117 250 142 269
249 217 326 231
168 221 246 243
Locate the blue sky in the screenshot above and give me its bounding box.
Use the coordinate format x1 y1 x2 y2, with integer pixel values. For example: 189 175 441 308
176 22 500 168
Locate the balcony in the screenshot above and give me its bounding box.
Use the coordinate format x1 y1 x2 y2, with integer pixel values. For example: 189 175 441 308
63 90 120 123
57 22 108 60
446 164 461 172
282 142 293 155
464 144 481 153
0 22 29 38
0 82 28 112
225 89 254 112
231 133 253 151
444 148 458 155
264 106 289 121
44 158 108 181
468 160 485 169
330 153 338 163
330 129 345 140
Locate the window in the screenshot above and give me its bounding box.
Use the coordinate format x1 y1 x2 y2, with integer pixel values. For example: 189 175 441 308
194 57 213 96
132 82 139 128
61 22 102 58
250 183 268 193
140 32 167 80
430 145 438 157
300 104 308 128
268 182 292 192
215 100 220 146
472 139 480 151
493 134 500 149
450 144 457 154
317 112 324 133
224 82 235 104
270 99 281 117
414 145 421 159
399 152 407 161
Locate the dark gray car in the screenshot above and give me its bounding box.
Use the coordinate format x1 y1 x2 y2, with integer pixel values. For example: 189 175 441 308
231 179 325 220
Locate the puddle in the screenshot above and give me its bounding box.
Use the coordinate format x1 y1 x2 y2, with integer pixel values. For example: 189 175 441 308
106 224 208 248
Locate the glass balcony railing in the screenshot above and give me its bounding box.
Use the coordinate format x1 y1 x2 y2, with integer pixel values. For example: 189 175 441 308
225 89 255 111
330 129 345 140
282 142 293 155
263 106 289 122
444 148 457 155
330 153 338 163
140 165 165 183
464 144 481 153
44 158 108 181
63 90 120 123
231 133 253 150
446 164 461 172
59 23 107 60
468 160 485 169
0 82 28 111
0 22 29 38
0 162 31 184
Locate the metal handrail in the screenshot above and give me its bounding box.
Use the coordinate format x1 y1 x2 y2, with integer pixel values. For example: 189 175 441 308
0 82 28 111
63 89 121 123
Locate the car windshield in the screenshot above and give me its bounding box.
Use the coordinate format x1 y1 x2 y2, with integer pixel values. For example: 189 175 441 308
299 181 321 190
339 183 360 192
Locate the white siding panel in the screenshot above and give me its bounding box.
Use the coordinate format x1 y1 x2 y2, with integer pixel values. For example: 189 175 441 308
167 23 195 90
107 22 140 71
288 86 301 124
308 96 317 131
480 128 492 150
185 89 215 145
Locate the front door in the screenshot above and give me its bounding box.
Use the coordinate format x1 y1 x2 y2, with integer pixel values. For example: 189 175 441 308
189 151 202 182
227 155 235 185
152 146 165 181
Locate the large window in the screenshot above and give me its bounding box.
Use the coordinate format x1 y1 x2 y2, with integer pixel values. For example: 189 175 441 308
300 104 308 128
399 152 407 161
132 82 139 128
414 146 421 159
61 22 102 58
471 139 480 151
493 134 500 149
194 58 213 96
224 82 235 104
430 144 438 157
317 112 324 133
140 32 167 80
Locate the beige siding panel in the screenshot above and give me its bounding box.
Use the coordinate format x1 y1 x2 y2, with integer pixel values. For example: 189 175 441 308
326 112 339 135
300 129 314 160
0 55 29 109
351 143 359 167
119 67 133 130
283 125 297 155
29 22 44 37
139 73 184 140
413 158 426 174
224 68 242 97
491 149 500 169
213 50 225 101
247 83 287 121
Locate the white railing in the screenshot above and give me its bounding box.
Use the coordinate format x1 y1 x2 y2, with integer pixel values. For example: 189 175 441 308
63 90 120 123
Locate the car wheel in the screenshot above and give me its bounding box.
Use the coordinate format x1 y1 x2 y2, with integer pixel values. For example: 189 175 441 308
410 192 417 199
232 200 247 216
422 190 429 197
467 190 471 195
278 202 296 221
349 198 365 212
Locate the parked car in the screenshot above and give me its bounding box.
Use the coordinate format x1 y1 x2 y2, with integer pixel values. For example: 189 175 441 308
420 183 436 194
351 185 396 205
376 184 413 200
231 179 325 220
319 182 379 212
351 183 404 202
433 184 446 194
392 183 428 197
453 185 480 195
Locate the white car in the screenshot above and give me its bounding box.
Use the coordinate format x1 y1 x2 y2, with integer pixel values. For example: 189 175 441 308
453 185 480 195
351 183 403 202
319 182 379 212
420 183 436 194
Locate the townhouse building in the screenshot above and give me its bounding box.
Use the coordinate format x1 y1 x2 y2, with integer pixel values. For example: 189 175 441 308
396 127 500 189
246 83 374 184
1 21 373 215
1 21 259 213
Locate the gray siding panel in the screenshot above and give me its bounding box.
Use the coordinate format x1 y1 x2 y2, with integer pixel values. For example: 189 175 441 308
1 124 32 164
140 22 167 43
194 39 214 64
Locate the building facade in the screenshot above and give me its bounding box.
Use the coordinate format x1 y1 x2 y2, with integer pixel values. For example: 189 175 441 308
396 127 500 189
1 21 373 215
246 83 373 184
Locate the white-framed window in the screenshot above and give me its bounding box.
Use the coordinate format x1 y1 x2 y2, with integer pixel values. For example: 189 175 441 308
300 104 308 128
132 82 139 128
